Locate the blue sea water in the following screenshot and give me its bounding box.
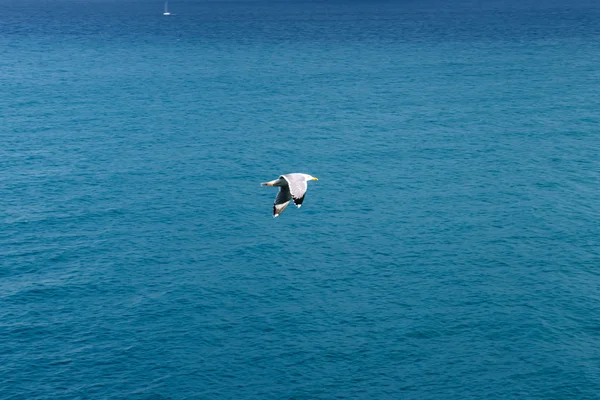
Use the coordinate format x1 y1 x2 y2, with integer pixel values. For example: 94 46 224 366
2 0 600 398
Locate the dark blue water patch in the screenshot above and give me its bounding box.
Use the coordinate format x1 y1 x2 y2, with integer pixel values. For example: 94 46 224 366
2 0 600 44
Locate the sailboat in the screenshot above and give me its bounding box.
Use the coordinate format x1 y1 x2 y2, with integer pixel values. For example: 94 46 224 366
163 0 171 15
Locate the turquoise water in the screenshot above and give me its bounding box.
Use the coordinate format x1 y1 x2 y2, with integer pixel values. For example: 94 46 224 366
2 0 600 398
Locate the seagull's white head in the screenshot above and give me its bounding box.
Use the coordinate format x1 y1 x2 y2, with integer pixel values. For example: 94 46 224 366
302 174 319 182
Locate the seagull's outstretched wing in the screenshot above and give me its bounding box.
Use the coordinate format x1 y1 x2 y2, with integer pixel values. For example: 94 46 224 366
282 174 308 207
273 185 292 217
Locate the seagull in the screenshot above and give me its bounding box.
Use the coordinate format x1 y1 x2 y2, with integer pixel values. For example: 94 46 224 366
261 173 319 217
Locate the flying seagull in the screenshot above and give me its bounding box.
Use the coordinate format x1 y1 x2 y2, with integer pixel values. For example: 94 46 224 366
261 173 319 217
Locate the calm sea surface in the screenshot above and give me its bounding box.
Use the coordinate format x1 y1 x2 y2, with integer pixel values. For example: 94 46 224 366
2 0 600 398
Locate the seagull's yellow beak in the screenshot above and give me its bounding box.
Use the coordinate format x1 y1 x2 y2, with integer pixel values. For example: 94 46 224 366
312 177 319 181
